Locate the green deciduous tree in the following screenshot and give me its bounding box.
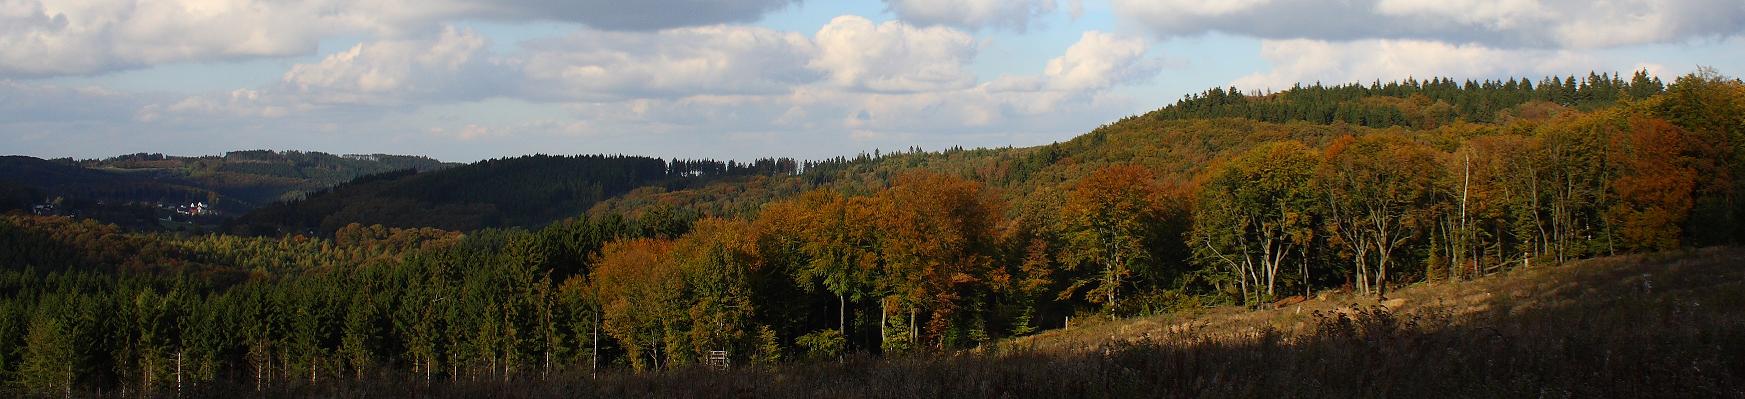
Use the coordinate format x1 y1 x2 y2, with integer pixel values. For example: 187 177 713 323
17 312 75 396
1193 141 1320 304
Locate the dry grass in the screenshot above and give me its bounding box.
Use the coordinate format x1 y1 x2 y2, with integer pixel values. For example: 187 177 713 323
1011 247 1745 355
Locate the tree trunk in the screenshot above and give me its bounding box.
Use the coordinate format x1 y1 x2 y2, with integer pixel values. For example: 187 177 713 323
1262 238 1276 298
879 298 887 350
141 350 154 394
908 307 916 344
1301 251 1310 298
591 312 600 379
254 344 265 392
1459 153 1471 280
1108 268 1120 309
543 301 553 380
1377 246 1391 299
1354 249 1369 295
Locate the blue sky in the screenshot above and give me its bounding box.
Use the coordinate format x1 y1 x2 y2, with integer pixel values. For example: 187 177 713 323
4 0 1742 162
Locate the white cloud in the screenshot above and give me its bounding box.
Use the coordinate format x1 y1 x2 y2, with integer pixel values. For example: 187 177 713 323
133 26 500 121
789 29 1160 140
151 89 294 119
338 24 1157 157
153 23 820 111
1372 0 1551 31
1231 39 1599 90
555 94 802 137
1112 0 1745 49
0 0 346 77
281 26 497 105
1045 31 1159 91
461 0 795 31
884 0 1056 31
0 79 320 157
518 25 819 101
152 16 987 109
0 80 148 123
810 15 979 93
1634 62 1669 78
0 0 799 78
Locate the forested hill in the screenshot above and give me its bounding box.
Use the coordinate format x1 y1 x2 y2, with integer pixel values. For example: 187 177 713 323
229 154 811 234
0 151 451 222
82 150 453 208
584 72 1679 220
0 155 221 228
0 155 209 204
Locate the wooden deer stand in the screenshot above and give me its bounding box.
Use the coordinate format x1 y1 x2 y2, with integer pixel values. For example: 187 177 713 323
706 350 730 370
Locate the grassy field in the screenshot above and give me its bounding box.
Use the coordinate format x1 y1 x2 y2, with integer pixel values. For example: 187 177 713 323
1011 247 1745 354
204 248 1745 398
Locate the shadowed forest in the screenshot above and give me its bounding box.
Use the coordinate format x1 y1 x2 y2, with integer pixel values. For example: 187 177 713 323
1 70 1742 397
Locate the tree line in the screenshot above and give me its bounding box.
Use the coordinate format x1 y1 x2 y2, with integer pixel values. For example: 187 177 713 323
1152 71 1667 127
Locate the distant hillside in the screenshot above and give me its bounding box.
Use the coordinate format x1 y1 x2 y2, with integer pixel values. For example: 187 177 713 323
0 151 453 230
0 156 202 200
0 156 221 228
0 181 37 211
82 150 454 207
230 154 808 234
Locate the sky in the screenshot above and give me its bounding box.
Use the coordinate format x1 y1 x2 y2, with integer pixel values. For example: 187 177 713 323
3 0 1743 163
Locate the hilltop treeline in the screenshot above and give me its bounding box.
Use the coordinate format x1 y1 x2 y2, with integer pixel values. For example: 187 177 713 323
90 150 449 189
1152 71 1666 127
0 71 1741 396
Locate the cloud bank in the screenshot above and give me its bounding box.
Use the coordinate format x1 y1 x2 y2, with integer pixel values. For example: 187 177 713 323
1113 0 1745 49
0 0 798 77
3 12 1166 160
884 0 1057 32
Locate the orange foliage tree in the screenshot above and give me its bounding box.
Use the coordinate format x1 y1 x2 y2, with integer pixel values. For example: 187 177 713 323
1319 134 1446 297
590 238 681 371
1608 117 1697 251
874 172 1003 349
1060 165 1167 310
